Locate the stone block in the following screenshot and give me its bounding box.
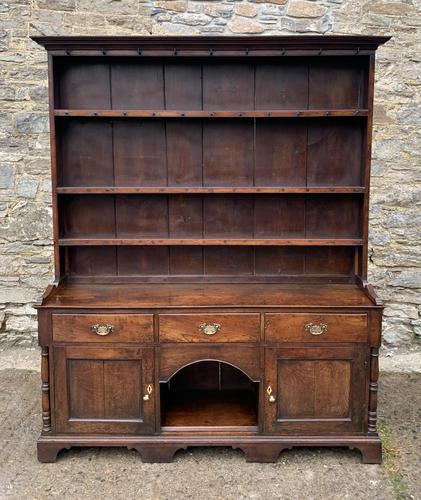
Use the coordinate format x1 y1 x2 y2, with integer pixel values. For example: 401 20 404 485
77 0 138 15
5 314 37 334
200 26 225 32
234 2 258 17
281 15 330 33
172 12 212 25
392 270 421 289
201 2 233 17
34 0 76 11
28 85 48 103
260 4 282 15
15 113 48 134
250 0 287 4
383 322 413 345
228 15 264 33
412 319 421 339
259 15 279 24
0 286 36 304
153 12 172 21
154 1 187 13
365 1 415 16
0 86 15 100
287 0 328 18
0 164 15 189
105 15 151 33
15 175 39 199
153 21 201 34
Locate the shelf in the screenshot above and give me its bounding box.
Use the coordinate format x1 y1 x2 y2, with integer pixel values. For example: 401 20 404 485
56 186 366 194
59 238 364 246
161 390 257 427
55 109 369 118
37 283 379 309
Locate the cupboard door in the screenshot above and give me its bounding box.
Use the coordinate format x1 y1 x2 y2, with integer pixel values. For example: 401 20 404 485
54 346 154 434
264 346 367 434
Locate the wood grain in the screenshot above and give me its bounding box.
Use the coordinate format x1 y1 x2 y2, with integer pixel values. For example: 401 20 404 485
52 314 154 343
43 283 379 309
264 313 368 343
35 35 387 463
159 313 260 343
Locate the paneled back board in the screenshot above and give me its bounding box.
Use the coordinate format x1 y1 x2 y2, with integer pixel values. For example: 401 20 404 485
33 36 389 464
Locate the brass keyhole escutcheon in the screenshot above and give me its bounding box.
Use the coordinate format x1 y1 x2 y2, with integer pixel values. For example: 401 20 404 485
199 323 221 336
267 385 276 403
143 384 153 401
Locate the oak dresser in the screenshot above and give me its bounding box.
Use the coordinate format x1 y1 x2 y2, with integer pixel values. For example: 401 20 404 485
33 35 389 463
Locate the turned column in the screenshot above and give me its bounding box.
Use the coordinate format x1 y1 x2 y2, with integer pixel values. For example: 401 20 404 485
41 346 52 433
367 347 379 435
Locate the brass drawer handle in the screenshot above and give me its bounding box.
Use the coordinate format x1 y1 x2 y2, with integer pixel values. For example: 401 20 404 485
91 324 114 336
304 322 328 335
199 323 221 336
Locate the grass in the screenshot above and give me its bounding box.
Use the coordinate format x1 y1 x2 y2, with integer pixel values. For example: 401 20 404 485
377 422 410 500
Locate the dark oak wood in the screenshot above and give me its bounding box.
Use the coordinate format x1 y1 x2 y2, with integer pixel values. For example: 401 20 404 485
56 187 366 194
161 390 258 427
159 313 260 343
159 345 261 383
264 313 368 343
58 238 364 246
40 347 52 433
31 34 390 52
54 346 154 434
52 313 154 343
33 35 388 464
264 346 367 434
36 434 382 464
54 109 369 117
37 442 71 463
39 283 378 309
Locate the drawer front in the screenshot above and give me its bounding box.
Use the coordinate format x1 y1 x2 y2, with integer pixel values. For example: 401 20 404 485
265 313 367 343
52 314 154 343
159 314 260 343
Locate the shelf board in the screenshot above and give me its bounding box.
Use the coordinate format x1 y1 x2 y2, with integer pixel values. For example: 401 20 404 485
161 390 257 427
54 109 369 118
59 238 364 247
56 186 366 194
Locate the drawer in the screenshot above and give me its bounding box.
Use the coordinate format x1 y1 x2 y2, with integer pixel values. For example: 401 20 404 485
159 314 260 343
52 314 154 343
265 313 367 343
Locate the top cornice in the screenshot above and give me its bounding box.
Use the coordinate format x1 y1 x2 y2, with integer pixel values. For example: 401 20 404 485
31 35 391 54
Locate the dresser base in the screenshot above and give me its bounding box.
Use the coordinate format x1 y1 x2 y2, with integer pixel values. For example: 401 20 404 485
37 434 382 464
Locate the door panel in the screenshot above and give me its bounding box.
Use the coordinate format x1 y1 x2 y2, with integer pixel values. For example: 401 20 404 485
264 346 367 434
103 360 142 419
54 346 154 434
67 359 104 419
277 359 351 419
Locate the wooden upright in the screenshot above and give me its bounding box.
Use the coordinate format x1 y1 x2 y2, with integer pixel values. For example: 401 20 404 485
33 35 389 463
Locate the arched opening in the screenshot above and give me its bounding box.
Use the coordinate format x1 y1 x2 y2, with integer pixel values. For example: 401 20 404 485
160 361 259 428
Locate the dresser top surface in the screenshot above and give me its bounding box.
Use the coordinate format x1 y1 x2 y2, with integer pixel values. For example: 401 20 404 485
38 283 378 309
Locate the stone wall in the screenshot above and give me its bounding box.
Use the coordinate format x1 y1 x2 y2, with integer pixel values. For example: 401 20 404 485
0 0 419 347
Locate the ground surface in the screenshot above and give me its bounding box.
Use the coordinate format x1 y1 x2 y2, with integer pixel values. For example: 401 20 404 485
0 348 419 500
